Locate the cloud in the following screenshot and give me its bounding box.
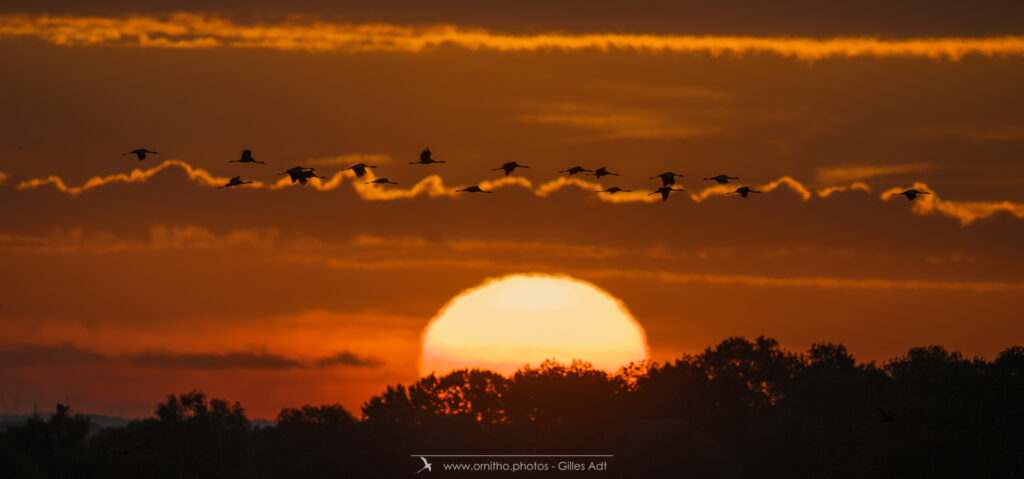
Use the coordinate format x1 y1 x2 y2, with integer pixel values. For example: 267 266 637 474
816 182 872 198
17 159 231 195
132 350 303 369
0 172 7 185
305 153 394 167
0 344 384 370
622 270 1024 293
9 159 1024 224
280 252 1024 294
816 164 934 185
1 14 1023 60
518 103 716 140
314 351 384 368
881 182 1024 225
534 176 659 203
0 343 107 368
0 225 279 254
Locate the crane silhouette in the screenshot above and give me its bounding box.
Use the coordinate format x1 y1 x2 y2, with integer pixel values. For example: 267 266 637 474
891 189 930 201
704 174 739 184
277 166 325 185
589 167 619 179
456 185 492 194
366 178 398 185
650 186 685 202
559 166 593 176
410 148 446 165
493 161 530 176
597 187 632 194
651 172 685 186
731 186 762 198
345 163 377 178
122 149 158 160
218 176 253 189
230 149 264 164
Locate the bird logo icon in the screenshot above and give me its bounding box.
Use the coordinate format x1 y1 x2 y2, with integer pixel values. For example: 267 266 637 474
415 456 433 473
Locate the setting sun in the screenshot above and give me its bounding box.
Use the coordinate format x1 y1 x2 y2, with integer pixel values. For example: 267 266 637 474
420 274 649 376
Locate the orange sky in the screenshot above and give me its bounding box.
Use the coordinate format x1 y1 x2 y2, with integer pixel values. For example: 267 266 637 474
1 5 1023 419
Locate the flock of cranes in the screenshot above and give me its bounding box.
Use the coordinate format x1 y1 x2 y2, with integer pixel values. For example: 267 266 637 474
124 147 931 202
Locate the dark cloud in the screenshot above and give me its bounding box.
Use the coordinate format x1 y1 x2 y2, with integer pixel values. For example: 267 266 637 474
0 343 108 368
315 351 384 368
0 344 383 370
131 351 304 370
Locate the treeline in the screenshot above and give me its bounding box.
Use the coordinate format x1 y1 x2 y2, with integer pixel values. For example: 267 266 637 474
2 336 1023 478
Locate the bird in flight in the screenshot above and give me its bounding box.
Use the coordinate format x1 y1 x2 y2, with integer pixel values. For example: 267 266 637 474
456 185 492 194
589 167 620 179
366 178 398 185
277 166 325 185
597 187 632 194
704 174 739 184
230 149 264 164
411 148 446 165
559 166 593 176
650 186 685 202
733 185 765 196
218 176 253 189
729 185 761 196
123 149 158 161
345 163 377 178
651 171 685 187
416 457 433 473
493 161 530 176
891 189 930 201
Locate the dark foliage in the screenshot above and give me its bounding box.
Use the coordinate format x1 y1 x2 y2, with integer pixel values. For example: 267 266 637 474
2 337 1022 478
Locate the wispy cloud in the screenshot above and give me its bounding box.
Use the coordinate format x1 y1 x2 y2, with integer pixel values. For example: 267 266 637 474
1 14 1022 60
518 103 716 140
0 343 384 370
305 153 394 167
314 351 384 368
9 159 1024 224
881 182 1024 225
17 159 230 195
285 253 1024 293
0 225 278 254
816 182 872 198
0 343 106 368
623 269 1024 293
132 350 304 370
816 163 934 185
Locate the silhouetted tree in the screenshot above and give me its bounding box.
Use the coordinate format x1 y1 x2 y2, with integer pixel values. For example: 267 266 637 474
3 338 1023 478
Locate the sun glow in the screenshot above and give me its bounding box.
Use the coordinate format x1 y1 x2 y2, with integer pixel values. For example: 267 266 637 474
420 274 649 376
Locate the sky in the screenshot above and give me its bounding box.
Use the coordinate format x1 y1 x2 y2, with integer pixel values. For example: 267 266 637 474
1 1 1023 419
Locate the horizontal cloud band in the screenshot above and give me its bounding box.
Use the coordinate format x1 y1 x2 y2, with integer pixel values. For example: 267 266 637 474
8 159 1024 225
1 14 1023 60
0 343 383 369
